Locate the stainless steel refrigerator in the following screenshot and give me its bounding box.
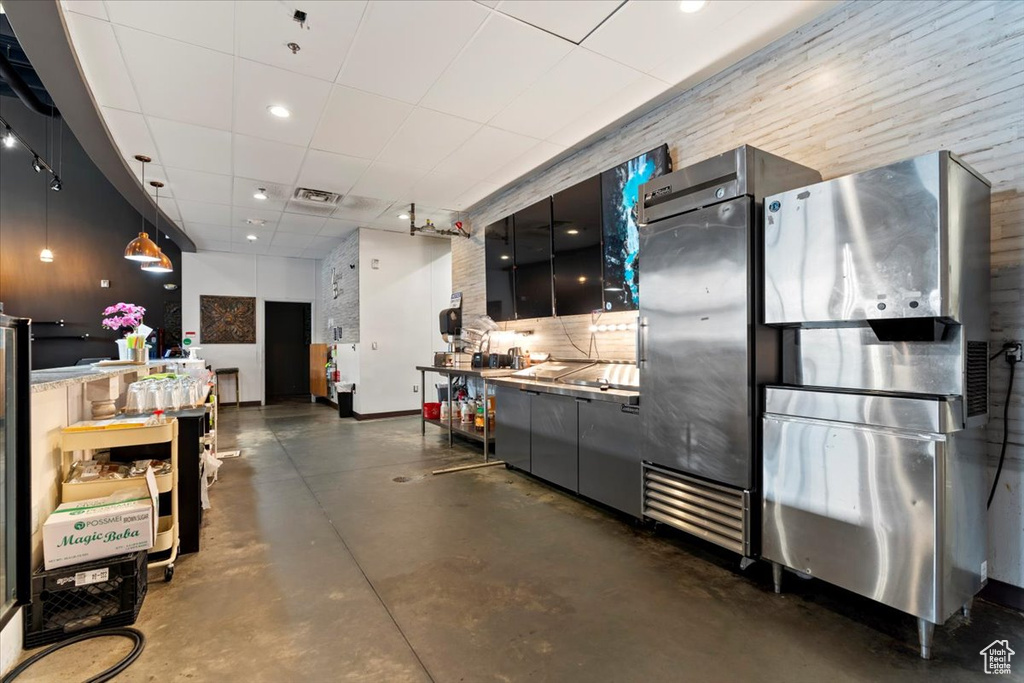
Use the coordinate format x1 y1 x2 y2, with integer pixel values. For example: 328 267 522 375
636 146 820 556
760 151 991 659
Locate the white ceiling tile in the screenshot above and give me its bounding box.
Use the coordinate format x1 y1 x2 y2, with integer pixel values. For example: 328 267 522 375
436 126 538 178
233 134 306 185
177 200 232 225
156 199 180 222
410 170 479 209
495 0 622 43
61 0 108 20
236 0 365 81
320 218 360 237
490 47 643 140
283 199 338 218
337 0 489 104
231 226 271 243
583 0 749 75
649 1 831 85
476 0 501 7
277 214 328 235
376 108 481 170
194 240 234 253
100 107 158 164
547 74 669 147
147 117 232 175
233 59 332 147
310 86 412 159
296 150 370 196
183 222 233 242
271 232 316 248
130 161 169 191
164 168 233 205
105 0 234 53
307 235 343 249
420 13 574 123
332 195 393 222
349 162 427 201
64 13 140 112
266 246 309 258
453 180 502 210
232 178 291 210
115 26 234 130
231 206 283 229
484 140 565 185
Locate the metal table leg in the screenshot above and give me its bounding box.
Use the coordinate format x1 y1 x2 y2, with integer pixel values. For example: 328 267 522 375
447 374 453 448
420 369 425 435
482 377 489 462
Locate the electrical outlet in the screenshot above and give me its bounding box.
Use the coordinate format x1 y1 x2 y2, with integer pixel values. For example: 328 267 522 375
1008 342 1023 363
100 280 110 288
371 341 378 350
413 385 419 393
371 258 380 270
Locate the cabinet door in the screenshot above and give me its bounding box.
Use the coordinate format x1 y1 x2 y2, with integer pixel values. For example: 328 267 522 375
553 176 603 316
309 343 328 397
513 199 553 319
531 393 578 491
578 400 641 517
485 217 516 322
495 386 531 471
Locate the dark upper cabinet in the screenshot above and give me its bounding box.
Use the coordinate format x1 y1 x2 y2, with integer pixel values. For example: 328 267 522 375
513 199 554 319
485 217 516 322
552 176 603 316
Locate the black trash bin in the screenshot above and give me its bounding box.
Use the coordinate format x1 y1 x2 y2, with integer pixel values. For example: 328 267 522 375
336 383 354 418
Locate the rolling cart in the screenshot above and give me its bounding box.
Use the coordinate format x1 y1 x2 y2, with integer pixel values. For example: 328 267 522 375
60 419 180 582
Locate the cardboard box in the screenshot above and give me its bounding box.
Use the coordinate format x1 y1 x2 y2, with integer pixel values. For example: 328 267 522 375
43 485 156 570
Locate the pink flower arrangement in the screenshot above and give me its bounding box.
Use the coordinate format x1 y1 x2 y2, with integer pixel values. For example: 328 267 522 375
101 302 146 334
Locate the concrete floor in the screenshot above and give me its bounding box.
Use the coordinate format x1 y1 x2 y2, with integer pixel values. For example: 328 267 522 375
16 403 1024 682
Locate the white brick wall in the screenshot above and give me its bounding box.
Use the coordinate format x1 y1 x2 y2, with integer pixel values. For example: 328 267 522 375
454 0 1024 585
320 230 360 343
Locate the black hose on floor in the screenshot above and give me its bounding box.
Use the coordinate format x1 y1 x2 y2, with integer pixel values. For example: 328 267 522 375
1 628 146 683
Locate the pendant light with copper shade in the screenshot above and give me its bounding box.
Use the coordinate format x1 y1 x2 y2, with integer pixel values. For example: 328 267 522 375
142 180 173 273
124 154 161 262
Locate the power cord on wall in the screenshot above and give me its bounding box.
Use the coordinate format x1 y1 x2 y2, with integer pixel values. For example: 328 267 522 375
988 341 1021 509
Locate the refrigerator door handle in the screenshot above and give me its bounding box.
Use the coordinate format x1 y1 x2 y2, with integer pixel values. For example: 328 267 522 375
637 317 648 368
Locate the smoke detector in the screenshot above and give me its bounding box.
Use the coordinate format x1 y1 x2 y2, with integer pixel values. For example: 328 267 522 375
293 187 342 205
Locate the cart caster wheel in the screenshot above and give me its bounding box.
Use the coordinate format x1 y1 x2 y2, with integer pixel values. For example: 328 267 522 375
164 565 175 582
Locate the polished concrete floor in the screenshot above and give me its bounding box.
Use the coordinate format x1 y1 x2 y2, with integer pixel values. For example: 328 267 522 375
17 403 1024 682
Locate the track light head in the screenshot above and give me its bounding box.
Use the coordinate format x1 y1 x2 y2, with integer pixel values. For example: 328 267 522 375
49 176 62 192
32 157 43 173
2 128 14 148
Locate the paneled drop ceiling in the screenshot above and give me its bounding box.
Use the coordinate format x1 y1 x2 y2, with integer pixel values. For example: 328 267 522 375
60 0 831 257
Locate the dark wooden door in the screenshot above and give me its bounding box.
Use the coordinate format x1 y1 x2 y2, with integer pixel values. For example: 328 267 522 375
265 301 311 400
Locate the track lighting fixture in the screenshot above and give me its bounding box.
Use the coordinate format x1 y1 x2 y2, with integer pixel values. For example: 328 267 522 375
49 176 62 191
2 127 13 148
32 156 42 172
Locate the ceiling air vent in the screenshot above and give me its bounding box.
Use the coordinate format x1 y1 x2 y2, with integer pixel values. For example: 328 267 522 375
293 187 342 205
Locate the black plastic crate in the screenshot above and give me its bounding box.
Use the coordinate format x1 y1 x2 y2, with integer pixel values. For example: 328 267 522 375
24 551 148 648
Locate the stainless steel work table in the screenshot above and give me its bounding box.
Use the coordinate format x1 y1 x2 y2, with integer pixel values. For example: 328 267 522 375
488 377 640 405
416 365 515 474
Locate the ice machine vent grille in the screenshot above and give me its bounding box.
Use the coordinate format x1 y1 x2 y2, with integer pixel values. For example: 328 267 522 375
642 464 750 556
966 341 988 417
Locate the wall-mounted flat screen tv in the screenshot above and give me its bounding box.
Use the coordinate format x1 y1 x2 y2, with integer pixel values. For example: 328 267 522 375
600 144 670 311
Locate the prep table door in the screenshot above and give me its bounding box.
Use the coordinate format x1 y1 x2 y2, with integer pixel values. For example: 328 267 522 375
639 197 753 488
578 400 641 517
495 386 531 472
531 393 578 492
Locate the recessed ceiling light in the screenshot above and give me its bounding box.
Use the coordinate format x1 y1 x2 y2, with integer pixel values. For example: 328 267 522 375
246 234 258 241
245 218 266 226
267 105 291 118
163 283 178 290
679 0 706 12
500 255 510 260
398 213 410 220
577 276 587 283
253 188 268 200
566 229 579 235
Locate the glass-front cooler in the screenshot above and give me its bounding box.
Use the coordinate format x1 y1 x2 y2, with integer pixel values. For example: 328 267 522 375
0 305 30 630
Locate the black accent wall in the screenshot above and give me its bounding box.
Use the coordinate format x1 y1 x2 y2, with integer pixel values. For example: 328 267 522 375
0 94 182 369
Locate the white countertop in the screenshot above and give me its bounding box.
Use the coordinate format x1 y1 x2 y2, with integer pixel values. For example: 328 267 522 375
30 361 167 393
